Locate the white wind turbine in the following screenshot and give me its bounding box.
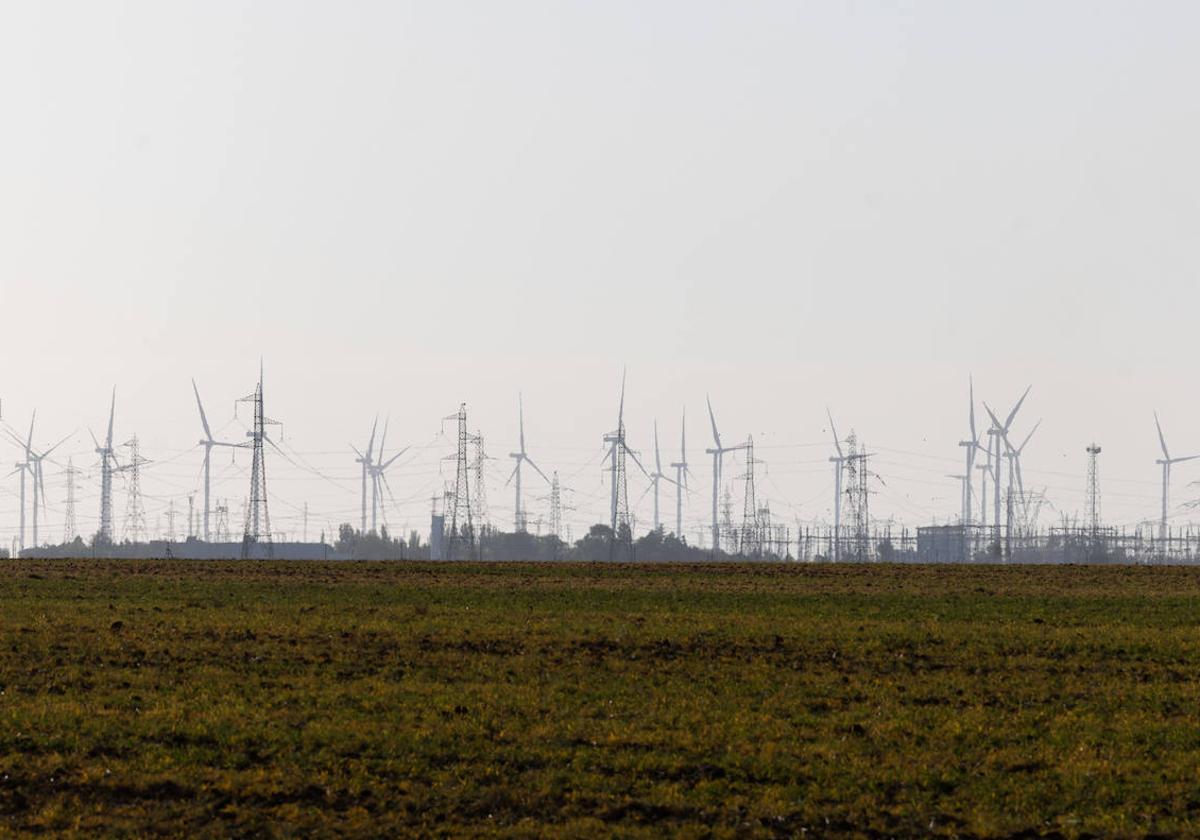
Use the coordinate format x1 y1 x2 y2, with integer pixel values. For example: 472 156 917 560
193 379 244 542
704 397 748 553
507 393 551 533
982 386 1032 540
352 417 379 534
1154 412 1199 543
668 409 691 538
8 413 69 551
826 408 855 562
645 421 678 533
368 418 410 534
957 377 981 526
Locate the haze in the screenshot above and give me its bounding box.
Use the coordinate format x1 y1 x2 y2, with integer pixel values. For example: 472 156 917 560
2 2 1198 543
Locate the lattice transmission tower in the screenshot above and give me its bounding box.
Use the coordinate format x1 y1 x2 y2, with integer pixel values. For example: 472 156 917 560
121 436 149 543
63 457 81 544
238 364 280 558
472 431 489 533
444 404 474 559
738 436 762 557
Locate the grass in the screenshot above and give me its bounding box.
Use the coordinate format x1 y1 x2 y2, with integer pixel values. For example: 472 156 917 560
1 560 1200 837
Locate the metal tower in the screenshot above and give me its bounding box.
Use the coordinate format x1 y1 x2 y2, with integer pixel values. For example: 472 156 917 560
444 404 474 559
738 436 760 556
549 471 562 539
121 435 148 543
94 388 118 544
166 499 177 542
63 457 80 544
238 363 279 558
602 374 640 560
214 500 230 543
1086 443 1103 537
472 431 489 531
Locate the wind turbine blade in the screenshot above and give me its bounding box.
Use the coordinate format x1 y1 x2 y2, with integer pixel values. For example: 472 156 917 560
350 444 364 460
366 416 379 464
706 396 722 449
377 418 389 465
618 369 626 428
1172 454 1200 464
42 432 72 459
1004 385 1032 432
88 428 100 450
192 379 214 442
26 410 35 453
680 407 687 463
107 388 116 449
504 462 520 487
1155 412 1170 461
525 456 551 486
37 461 47 513
625 444 650 479
826 408 844 458
654 420 662 476
518 392 526 454
968 376 977 442
1018 420 1042 454
381 446 411 471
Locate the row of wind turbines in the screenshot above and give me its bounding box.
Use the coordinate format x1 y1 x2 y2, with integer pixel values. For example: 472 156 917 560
8 372 1200 555
948 379 1195 543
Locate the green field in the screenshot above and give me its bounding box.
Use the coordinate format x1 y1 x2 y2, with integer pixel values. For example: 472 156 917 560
2 560 1199 837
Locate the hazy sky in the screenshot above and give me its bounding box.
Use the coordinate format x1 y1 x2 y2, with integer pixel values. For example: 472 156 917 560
2 2 1199 545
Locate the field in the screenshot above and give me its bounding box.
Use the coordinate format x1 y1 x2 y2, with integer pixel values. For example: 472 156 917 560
2 560 1200 837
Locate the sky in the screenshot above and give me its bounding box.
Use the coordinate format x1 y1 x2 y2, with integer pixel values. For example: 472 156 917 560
1 1 1199 548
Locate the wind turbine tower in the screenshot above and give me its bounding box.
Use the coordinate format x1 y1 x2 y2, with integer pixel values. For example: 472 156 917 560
668 409 690 539
93 388 118 544
958 378 980 526
1153 412 1198 543
826 409 853 562
352 417 378 534
508 394 550 533
648 421 676 533
705 398 748 554
193 380 243 542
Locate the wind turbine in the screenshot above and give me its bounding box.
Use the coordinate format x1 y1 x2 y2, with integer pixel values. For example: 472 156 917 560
704 397 748 553
369 418 410 534
193 379 244 542
982 386 1031 543
351 417 378 534
827 408 852 563
957 377 980 526
91 388 119 544
647 420 677 533
25 429 70 549
507 393 550 533
1154 412 1199 543
8 413 34 552
668 409 691 538
602 372 649 535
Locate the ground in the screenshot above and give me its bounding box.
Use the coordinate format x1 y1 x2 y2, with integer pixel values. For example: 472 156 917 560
1 560 1199 837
